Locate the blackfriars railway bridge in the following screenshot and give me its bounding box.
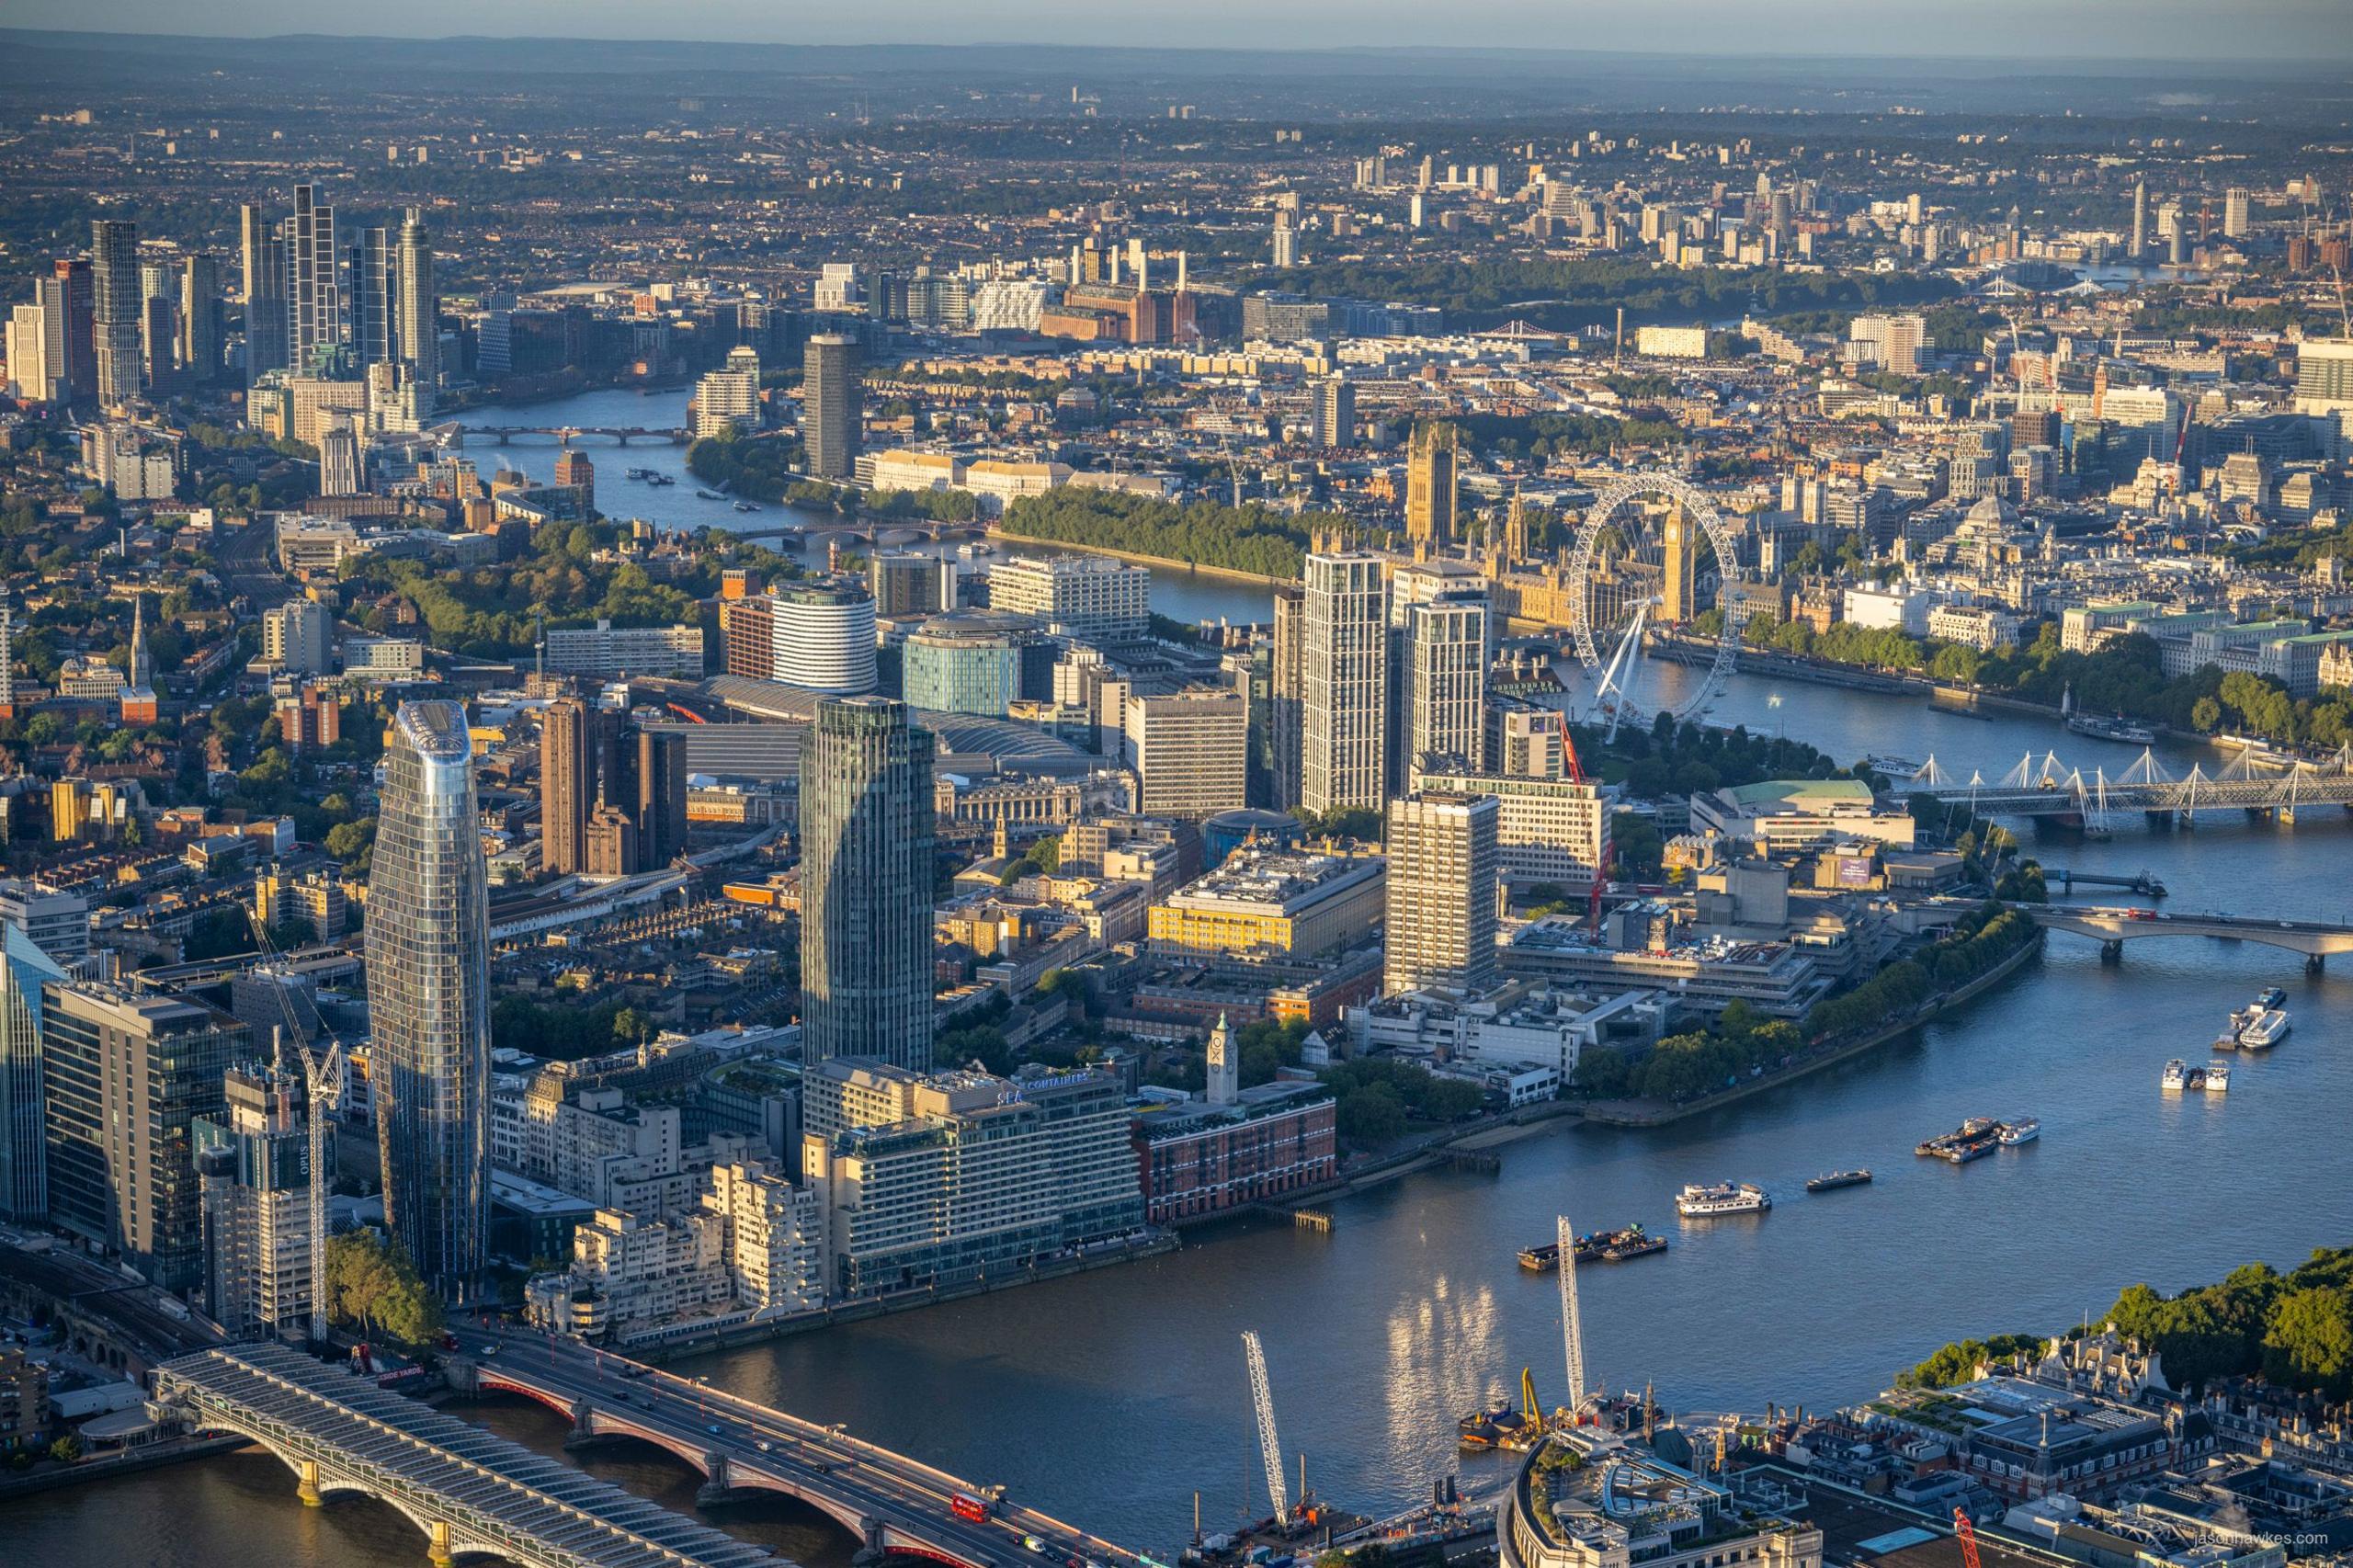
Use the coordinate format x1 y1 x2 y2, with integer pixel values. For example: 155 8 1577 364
153 1337 1152 1568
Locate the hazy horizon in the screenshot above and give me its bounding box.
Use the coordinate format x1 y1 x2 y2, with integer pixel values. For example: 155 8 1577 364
6 0 2351 64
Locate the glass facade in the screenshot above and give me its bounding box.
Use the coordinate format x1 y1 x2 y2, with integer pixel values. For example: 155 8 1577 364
798 698 936 1071
903 617 1020 717
366 701 490 1297
0 927 63 1221
40 983 245 1291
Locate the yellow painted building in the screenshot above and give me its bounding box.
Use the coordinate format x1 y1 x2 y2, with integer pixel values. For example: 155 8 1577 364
1146 849 1385 960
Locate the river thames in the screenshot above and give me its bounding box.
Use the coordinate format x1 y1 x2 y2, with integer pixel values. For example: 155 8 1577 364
6 392 2348 1564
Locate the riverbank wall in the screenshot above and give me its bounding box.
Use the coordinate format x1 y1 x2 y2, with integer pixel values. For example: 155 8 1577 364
1582 929 2046 1128
632 1233 1179 1366
0 1434 252 1502
985 525 1291 597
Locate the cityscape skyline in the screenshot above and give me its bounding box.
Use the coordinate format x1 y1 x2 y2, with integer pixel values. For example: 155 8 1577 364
1 20 2350 1568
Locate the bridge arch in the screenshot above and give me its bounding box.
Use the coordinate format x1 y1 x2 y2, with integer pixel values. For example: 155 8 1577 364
718 1465 874 1539
188 1412 516 1564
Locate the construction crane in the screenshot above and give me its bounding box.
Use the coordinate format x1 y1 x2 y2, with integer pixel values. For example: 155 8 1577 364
244 904 349 1346
1954 1508 1984 1568
296 1036 347 1346
1557 1215 1589 1414
1241 1331 1290 1528
1555 712 1612 927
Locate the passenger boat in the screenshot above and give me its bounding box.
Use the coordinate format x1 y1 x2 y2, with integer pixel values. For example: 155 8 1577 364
1998 1118 2040 1145
696 489 726 500
2161 1059 2188 1092
2204 1062 2231 1094
2237 1009 2290 1050
625 466 653 480
1676 1182 1771 1218
733 500 761 513
2066 712 2157 745
2256 987 2287 1010
645 472 674 485
1804 1170 1872 1193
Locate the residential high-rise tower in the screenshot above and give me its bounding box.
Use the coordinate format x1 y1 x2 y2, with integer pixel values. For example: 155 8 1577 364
1301 551 1388 816
394 207 439 397
798 698 935 1070
366 701 490 1296
285 184 339 370
90 219 142 404
804 334 860 481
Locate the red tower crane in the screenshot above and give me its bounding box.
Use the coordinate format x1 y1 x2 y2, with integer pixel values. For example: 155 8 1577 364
1953 1509 1984 1568
1558 712 1612 928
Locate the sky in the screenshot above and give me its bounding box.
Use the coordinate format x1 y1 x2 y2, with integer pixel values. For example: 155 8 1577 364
6 0 2352 62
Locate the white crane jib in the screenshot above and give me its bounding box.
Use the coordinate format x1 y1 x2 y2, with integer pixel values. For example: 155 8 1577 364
1240 1330 1290 1527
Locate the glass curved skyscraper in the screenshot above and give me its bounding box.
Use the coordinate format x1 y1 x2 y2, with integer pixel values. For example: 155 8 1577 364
799 697 935 1071
366 701 489 1297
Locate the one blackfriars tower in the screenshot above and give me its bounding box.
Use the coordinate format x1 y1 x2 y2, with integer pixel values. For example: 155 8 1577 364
367 701 489 1297
799 697 935 1070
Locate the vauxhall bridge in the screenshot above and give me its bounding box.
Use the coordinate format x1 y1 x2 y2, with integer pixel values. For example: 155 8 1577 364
454 425 691 446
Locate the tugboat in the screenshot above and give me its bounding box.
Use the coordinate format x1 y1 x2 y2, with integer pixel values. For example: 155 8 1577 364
1804 1170 1872 1194
1676 1182 1771 1218
1459 1369 1546 1451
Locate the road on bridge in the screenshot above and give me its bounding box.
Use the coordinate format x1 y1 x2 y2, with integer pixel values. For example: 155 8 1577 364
472 1333 1150 1568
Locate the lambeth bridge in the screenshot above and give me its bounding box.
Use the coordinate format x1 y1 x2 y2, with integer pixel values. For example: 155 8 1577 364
153 1338 1151 1568
1887 745 2353 828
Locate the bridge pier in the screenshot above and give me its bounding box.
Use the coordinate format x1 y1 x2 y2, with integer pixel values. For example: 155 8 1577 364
426 1519 456 1568
2099 939 2124 964
695 1451 737 1508
2309 953 2326 975
853 1520 890 1566
2143 809 2174 830
563 1397 597 1449
297 1457 325 1506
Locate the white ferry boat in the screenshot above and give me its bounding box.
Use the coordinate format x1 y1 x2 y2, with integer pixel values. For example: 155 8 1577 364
2161 1059 2188 1092
1676 1182 1771 1218
2204 1062 2231 1094
1998 1117 2040 1145
2236 1009 2290 1050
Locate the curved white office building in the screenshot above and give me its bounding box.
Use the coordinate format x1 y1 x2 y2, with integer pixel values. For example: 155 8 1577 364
771 583 879 695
